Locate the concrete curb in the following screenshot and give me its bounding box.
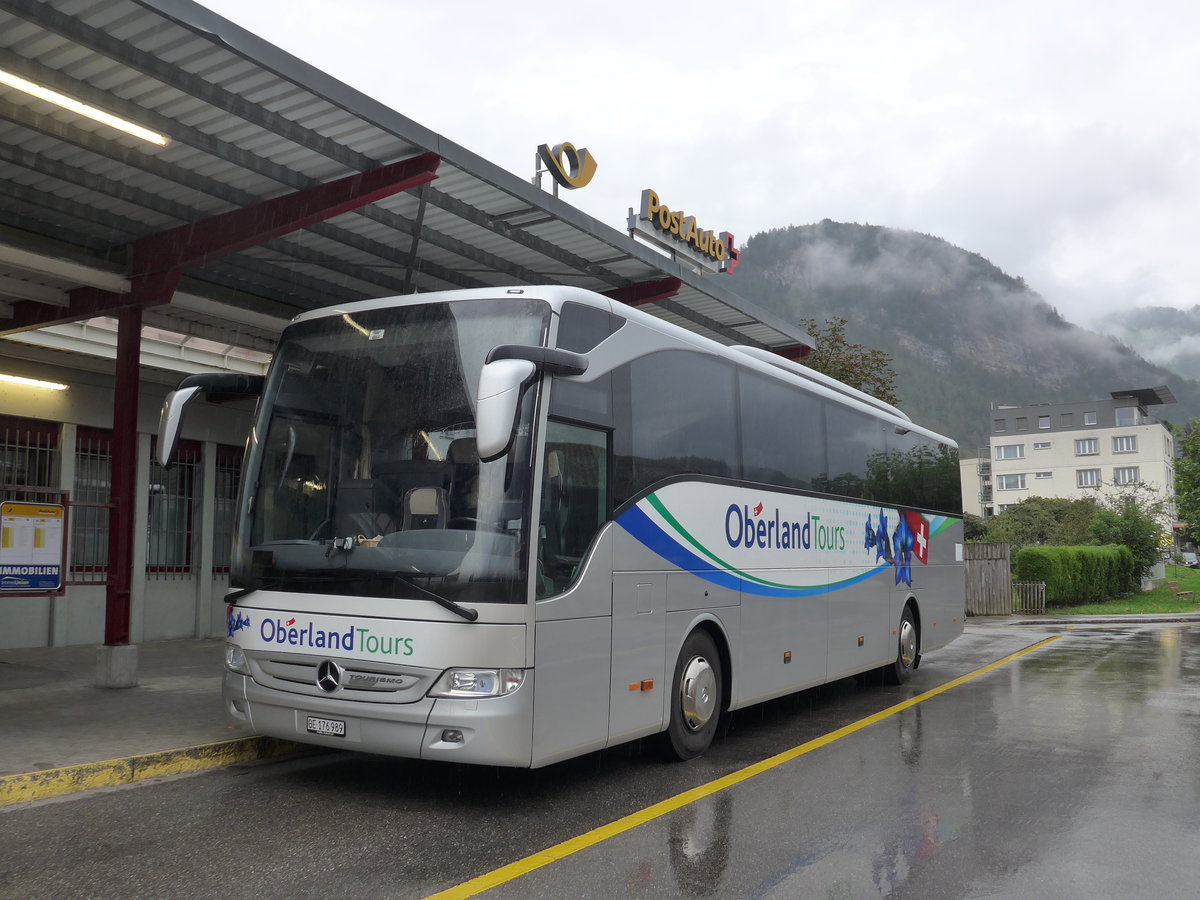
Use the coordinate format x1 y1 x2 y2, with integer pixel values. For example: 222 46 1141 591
968 613 1200 628
0 736 304 807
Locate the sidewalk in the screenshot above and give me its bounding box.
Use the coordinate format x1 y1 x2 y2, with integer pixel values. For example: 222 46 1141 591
0 639 301 806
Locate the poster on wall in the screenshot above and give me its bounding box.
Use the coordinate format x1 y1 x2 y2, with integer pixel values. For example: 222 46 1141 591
0 501 64 591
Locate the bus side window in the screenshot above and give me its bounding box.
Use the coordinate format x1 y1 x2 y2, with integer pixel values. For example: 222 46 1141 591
538 421 609 599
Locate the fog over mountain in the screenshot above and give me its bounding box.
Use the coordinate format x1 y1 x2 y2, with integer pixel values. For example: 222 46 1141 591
1098 306 1200 384
732 221 1200 451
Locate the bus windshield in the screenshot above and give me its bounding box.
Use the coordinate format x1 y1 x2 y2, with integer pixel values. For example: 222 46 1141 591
233 297 549 606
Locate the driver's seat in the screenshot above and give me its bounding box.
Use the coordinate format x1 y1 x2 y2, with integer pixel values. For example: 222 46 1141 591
401 486 447 530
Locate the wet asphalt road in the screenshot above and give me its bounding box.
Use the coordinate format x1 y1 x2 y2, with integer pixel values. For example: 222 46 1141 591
2 624 1198 899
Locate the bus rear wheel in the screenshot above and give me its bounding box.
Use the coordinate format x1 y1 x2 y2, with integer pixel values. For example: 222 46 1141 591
662 629 723 761
883 607 918 685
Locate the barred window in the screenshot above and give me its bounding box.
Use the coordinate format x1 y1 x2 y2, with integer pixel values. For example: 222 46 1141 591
70 428 111 584
147 439 199 576
1112 435 1137 453
1077 468 1101 488
213 445 242 573
0 416 58 497
1075 439 1099 456
1114 466 1140 485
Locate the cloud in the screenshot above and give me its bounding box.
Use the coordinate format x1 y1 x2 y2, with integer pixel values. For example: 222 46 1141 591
197 0 1200 329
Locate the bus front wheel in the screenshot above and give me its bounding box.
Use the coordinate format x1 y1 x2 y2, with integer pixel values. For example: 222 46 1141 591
662 629 723 761
883 607 918 685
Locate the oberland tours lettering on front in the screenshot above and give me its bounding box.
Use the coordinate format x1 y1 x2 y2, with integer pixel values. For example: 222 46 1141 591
258 617 414 657
725 504 847 552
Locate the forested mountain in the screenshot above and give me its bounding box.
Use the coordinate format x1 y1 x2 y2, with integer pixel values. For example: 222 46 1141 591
732 221 1200 452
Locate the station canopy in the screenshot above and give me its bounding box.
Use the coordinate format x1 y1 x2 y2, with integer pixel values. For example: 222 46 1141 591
0 0 813 378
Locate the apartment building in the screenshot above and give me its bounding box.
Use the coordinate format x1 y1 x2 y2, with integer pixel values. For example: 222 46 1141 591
962 388 1176 521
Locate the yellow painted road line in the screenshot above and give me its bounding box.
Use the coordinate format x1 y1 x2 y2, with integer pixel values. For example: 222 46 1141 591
0 736 302 807
426 635 1062 900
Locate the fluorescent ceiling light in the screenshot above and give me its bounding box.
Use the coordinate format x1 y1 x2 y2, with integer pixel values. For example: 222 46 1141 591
0 67 169 147
0 373 69 391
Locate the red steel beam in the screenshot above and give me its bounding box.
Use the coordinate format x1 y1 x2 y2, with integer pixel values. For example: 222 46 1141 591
773 343 813 361
104 306 141 646
602 277 682 308
130 152 441 278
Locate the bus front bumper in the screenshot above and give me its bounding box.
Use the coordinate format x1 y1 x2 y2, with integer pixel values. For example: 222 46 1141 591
224 669 535 767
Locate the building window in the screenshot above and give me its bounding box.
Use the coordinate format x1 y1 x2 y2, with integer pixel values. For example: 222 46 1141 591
1035 471 1053 479
1112 435 1137 453
1077 469 1101 488
1061 413 1073 426
147 440 199 576
213 445 243 573
1115 406 1140 427
0 416 59 497
1038 415 1051 429
995 444 1025 460
1075 438 1099 456
997 474 1026 490
1083 411 1097 426
1033 441 1052 451
1114 466 1140 485
70 428 111 584
1015 417 1029 432
993 418 1007 433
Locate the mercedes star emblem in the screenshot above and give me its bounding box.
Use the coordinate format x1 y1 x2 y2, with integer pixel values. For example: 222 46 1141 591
316 659 343 693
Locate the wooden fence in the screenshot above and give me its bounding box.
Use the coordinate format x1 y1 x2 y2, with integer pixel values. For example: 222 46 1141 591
1013 581 1047 615
964 543 1012 616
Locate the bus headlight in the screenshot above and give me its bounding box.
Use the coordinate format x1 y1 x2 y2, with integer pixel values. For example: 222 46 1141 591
224 644 250 676
429 668 524 698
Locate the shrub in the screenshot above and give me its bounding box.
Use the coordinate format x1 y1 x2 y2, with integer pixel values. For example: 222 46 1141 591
1015 544 1136 605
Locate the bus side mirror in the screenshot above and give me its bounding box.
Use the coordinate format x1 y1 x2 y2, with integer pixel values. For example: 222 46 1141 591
476 359 536 462
475 346 588 462
157 373 264 467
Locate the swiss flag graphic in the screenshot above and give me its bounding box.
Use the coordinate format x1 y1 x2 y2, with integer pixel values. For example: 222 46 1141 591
904 512 930 566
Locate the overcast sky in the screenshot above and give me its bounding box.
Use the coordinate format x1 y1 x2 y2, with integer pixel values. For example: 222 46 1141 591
198 0 1199 327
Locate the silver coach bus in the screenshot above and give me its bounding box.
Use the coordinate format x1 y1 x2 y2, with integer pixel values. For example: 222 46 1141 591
159 286 965 767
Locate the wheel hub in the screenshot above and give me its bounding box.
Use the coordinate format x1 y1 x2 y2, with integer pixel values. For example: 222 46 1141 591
680 655 717 731
898 617 917 670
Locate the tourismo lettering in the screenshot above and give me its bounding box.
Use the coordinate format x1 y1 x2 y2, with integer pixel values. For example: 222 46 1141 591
724 505 846 552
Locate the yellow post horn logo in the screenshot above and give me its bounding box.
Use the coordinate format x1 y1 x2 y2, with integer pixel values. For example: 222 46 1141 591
537 142 597 190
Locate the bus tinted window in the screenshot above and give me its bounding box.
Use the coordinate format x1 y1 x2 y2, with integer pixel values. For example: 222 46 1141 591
739 371 826 490
557 301 623 353
879 428 963 515
614 351 738 506
821 403 885 500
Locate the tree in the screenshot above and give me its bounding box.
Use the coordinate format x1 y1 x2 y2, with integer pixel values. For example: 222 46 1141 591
1087 484 1170 579
799 316 899 405
1175 418 1200 543
980 496 1098 557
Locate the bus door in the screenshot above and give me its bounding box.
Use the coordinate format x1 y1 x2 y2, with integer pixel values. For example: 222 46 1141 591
531 421 614 766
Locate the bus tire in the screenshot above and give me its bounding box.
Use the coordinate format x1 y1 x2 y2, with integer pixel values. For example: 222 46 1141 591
884 606 918 685
662 629 723 761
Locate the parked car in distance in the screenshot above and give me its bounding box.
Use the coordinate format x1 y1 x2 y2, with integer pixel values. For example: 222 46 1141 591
1182 551 1198 568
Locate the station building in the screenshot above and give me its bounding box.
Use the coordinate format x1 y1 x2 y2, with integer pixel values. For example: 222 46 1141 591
0 0 813 651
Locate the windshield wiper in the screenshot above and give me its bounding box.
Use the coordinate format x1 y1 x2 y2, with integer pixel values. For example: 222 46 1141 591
225 570 348 602
393 575 479 622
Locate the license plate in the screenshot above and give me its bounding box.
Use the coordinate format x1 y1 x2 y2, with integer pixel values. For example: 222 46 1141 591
306 715 346 737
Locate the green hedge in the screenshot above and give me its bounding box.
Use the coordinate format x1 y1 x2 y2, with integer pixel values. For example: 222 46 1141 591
1015 545 1137 605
